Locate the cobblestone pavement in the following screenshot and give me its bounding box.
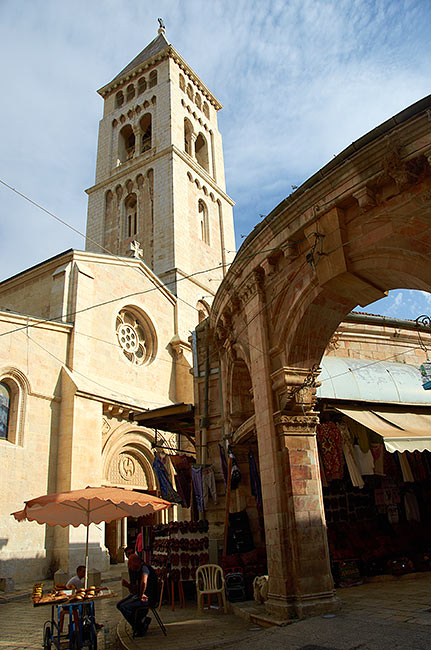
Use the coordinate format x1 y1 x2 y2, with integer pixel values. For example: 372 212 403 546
0 578 122 650
3 573 431 650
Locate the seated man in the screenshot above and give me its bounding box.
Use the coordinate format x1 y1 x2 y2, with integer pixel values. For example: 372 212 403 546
117 554 158 637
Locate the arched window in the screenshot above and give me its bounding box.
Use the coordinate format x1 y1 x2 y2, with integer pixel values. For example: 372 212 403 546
179 74 185 91
125 193 138 238
126 84 135 102
195 133 209 172
195 93 202 110
118 125 135 163
203 102 209 119
186 84 193 100
115 91 124 108
149 70 157 88
137 77 147 95
198 199 210 245
0 382 10 440
184 118 193 156
140 113 152 153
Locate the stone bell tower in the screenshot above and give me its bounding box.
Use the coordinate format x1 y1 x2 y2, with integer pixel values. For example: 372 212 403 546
85 23 236 332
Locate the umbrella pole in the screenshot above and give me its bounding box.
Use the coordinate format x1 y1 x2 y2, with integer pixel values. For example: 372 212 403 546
85 507 90 589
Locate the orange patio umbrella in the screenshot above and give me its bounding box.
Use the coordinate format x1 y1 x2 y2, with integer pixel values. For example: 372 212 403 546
12 486 172 587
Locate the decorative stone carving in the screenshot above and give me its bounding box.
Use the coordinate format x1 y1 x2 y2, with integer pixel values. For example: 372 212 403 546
274 412 319 436
271 366 321 414
118 454 135 480
353 186 376 212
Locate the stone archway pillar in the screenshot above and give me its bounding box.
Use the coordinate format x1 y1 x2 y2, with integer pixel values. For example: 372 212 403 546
241 271 336 619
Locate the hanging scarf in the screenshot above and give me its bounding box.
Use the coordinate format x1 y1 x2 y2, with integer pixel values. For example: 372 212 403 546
248 450 262 508
152 456 182 503
219 444 228 490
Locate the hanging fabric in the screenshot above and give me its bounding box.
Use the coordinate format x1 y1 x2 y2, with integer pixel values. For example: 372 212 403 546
248 451 263 508
191 465 204 511
202 466 218 508
398 452 414 482
152 455 183 503
338 422 364 488
353 444 375 476
219 444 228 490
316 421 344 481
170 454 194 508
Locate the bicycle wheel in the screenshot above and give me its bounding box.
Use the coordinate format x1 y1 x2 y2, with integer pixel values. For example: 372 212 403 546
43 623 52 650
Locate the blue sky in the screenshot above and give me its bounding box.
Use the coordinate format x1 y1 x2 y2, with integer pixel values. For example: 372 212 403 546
0 0 430 320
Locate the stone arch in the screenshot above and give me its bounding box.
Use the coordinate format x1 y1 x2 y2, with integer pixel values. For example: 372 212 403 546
118 124 135 163
102 424 157 490
195 132 209 172
139 113 152 153
184 117 194 156
0 367 30 445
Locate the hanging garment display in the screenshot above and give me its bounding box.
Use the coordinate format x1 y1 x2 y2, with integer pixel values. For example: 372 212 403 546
316 421 344 481
191 466 204 512
370 442 385 476
248 451 263 508
219 444 228 490
230 451 241 490
152 455 183 503
338 422 364 488
226 509 254 555
353 444 375 476
170 454 194 508
398 452 414 482
404 491 420 521
202 466 218 508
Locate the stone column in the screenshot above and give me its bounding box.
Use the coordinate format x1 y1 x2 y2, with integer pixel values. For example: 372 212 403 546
270 366 336 617
240 271 336 619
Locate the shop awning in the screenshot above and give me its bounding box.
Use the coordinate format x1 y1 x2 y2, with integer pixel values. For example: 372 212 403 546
129 402 195 438
335 405 431 453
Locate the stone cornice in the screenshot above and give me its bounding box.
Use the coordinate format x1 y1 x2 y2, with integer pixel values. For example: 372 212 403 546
98 44 223 110
0 310 73 333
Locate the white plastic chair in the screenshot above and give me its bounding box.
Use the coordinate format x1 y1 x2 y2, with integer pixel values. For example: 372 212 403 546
196 564 227 614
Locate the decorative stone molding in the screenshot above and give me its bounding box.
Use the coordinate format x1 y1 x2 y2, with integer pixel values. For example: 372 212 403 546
271 366 321 413
353 186 376 212
238 268 265 305
273 411 319 436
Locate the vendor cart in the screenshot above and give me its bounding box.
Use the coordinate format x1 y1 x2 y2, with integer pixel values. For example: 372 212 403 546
42 600 97 650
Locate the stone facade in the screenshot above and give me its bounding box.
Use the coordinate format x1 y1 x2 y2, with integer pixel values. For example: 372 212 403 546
193 96 431 619
0 28 235 584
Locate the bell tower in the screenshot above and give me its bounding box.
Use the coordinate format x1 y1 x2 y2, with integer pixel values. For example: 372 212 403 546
85 24 236 332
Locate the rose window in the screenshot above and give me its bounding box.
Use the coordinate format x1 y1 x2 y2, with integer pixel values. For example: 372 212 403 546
116 307 155 365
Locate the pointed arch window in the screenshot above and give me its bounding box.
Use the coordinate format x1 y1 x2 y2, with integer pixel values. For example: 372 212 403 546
149 70 157 88
195 93 202 110
179 74 185 91
0 382 10 440
137 77 147 95
140 113 152 153
184 118 193 156
118 124 135 163
126 84 135 102
195 133 209 173
186 84 194 100
115 91 124 108
203 102 209 119
199 199 210 245
125 193 138 238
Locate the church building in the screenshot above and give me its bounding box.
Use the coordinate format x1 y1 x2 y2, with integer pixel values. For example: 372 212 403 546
0 25 235 583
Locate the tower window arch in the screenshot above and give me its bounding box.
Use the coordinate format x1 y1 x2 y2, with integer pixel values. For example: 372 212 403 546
0 382 11 440
184 118 194 156
198 199 210 245
118 124 135 163
203 102 209 119
125 193 138 238
140 113 152 153
195 93 202 110
149 70 157 88
179 74 185 91
115 91 124 108
137 77 147 95
195 133 209 172
186 83 193 100
126 84 135 102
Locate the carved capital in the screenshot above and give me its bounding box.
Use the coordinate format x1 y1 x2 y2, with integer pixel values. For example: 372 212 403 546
271 366 321 414
239 267 265 305
382 142 418 190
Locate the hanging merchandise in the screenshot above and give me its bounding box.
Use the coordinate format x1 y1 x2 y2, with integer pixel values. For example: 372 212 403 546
338 422 364 489
202 466 218 508
152 455 183 503
170 454 194 508
229 450 241 490
404 491 420 522
370 443 385 476
219 444 228 490
316 421 344 481
191 466 204 512
248 451 263 507
398 452 414 483
353 444 375 476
